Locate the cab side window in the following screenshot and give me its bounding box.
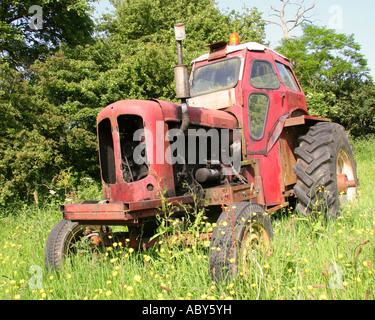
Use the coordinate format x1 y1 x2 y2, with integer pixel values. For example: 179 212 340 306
250 60 280 89
248 93 269 140
276 62 301 91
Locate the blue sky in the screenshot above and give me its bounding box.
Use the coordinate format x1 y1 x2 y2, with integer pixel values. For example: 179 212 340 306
94 0 375 78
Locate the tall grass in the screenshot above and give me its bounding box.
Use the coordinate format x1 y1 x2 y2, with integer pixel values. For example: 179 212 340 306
0 137 374 300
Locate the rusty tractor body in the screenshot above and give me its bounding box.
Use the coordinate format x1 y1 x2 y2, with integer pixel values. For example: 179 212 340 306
45 26 358 280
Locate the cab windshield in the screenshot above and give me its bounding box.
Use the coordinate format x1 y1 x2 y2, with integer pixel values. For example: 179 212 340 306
190 57 241 97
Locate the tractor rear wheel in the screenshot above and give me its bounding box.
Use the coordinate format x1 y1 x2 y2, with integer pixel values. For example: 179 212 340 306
293 122 358 218
209 202 272 283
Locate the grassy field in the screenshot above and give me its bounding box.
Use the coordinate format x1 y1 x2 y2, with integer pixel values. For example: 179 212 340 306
0 137 374 301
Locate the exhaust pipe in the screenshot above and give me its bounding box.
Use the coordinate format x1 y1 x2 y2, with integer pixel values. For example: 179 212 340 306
174 23 190 133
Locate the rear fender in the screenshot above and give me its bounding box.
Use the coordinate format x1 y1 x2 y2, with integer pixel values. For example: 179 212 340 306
279 115 331 189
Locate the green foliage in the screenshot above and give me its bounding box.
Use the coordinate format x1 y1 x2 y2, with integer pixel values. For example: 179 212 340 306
0 0 97 207
104 0 265 48
347 82 375 136
305 82 375 137
277 24 371 91
277 24 375 136
0 52 100 206
0 0 94 69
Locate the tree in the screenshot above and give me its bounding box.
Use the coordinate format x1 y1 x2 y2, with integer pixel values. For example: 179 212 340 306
0 0 94 69
277 24 371 90
277 24 374 136
262 0 317 38
103 1 264 44
0 0 95 207
348 82 375 136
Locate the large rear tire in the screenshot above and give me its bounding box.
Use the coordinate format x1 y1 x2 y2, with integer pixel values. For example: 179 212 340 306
293 122 358 218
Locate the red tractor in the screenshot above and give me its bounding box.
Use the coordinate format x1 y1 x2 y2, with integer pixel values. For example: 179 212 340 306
45 24 358 282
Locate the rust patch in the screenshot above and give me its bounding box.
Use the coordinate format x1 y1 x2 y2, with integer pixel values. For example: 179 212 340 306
279 135 297 187
284 115 331 127
207 41 228 61
203 184 256 206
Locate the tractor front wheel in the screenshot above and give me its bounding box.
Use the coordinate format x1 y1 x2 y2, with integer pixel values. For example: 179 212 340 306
209 202 272 283
44 219 88 271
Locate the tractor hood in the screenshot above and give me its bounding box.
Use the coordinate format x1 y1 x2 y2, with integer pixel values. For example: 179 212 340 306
97 99 238 130
96 99 238 204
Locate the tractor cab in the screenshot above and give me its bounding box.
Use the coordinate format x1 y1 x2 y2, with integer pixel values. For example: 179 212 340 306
187 34 309 207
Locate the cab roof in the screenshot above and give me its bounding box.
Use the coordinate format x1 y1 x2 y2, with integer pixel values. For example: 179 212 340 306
191 42 289 64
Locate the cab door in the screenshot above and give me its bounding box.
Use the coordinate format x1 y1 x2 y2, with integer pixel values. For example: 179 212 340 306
241 52 287 206
242 52 282 156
